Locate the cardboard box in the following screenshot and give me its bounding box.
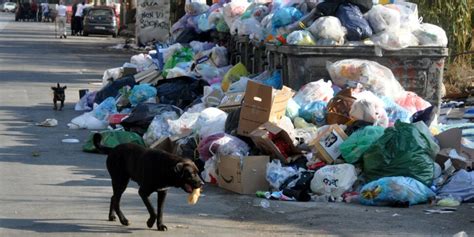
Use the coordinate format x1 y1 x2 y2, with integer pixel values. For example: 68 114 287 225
309 125 348 164
237 80 294 136
216 155 270 194
150 137 176 153
250 122 301 164
217 92 244 112
435 128 473 170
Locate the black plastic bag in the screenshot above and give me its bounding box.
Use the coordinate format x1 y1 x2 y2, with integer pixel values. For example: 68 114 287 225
94 75 136 104
316 0 344 16
120 103 183 135
155 76 209 109
347 0 373 13
410 106 435 126
336 3 373 41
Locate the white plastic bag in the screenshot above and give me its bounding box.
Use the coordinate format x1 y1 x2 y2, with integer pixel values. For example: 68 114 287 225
211 46 229 67
310 164 357 198
202 157 218 183
366 5 401 33
228 77 250 93
413 23 448 47
238 17 264 40
308 16 345 45
327 59 405 100
130 54 154 72
168 111 201 139
102 67 123 85
293 79 334 106
68 112 108 130
350 91 389 128
143 111 180 147
286 30 316 46
196 107 228 138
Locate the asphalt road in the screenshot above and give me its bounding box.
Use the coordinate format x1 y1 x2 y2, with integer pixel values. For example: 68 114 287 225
0 12 473 237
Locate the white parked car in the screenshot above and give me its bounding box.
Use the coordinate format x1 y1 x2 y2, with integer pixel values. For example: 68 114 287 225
3 2 17 12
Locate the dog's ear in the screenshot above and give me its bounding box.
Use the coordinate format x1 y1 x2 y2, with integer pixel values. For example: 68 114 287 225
51 87 56 91
62 86 67 90
174 162 185 174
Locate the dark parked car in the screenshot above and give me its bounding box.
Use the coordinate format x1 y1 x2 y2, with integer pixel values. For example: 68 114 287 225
83 6 119 37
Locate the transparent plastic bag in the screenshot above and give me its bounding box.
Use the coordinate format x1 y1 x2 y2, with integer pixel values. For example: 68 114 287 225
266 160 299 190
395 91 431 115
198 133 250 161
381 96 411 125
340 125 385 164
228 77 250 93
142 111 180 147
238 17 264 41
272 7 303 29
310 164 357 198
286 98 300 119
211 46 229 67
69 112 109 130
286 30 316 46
185 1 209 16
129 84 157 107
366 5 401 33
130 54 154 72
327 59 405 100
293 79 334 106
308 16 345 45
92 97 117 121
299 101 327 126
413 23 448 47
196 107 228 138
168 111 201 139
371 29 419 51
221 63 249 92
360 176 435 206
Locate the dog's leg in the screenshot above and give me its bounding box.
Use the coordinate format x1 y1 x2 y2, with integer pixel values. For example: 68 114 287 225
53 99 57 110
59 99 64 111
108 196 116 221
138 188 156 228
111 178 130 226
156 190 168 231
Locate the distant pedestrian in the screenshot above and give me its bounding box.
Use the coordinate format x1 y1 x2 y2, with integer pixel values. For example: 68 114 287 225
41 3 49 22
74 1 85 36
71 2 78 35
56 1 67 39
31 0 38 22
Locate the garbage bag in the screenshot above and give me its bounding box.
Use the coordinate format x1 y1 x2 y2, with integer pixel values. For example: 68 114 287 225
221 63 249 92
266 160 299 190
83 131 145 153
316 0 344 16
260 70 283 89
350 91 389 128
299 101 327 126
130 54 154 72
308 16 345 45
395 91 431 115
94 75 136 104
347 0 373 13
359 176 436 206
195 107 228 138
228 77 250 93
175 134 200 161
340 125 385 164
222 0 250 31
162 47 194 78
211 46 229 67
198 133 250 161
310 164 357 198
381 96 411 126
436 170 474 202
128 84 157 107
121 103 183 135
293 79 334 106
238 17 264 41
366 5 401 34
327 59 405 100
362 121 439 186
69 112 109 130
272 7 303 29
286 98 300 119
92 97 117 121
336 3 372 41
371 29 418 51
413 23 448 47
286 30 316 46
155 76 209 109
142 111 180 147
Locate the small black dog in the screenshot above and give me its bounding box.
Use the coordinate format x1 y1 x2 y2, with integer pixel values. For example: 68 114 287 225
51 83 67 110
93 133 203 231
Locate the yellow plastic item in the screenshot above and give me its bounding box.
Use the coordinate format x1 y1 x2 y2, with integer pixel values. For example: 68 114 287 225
188 188 201 205
221 63 249 92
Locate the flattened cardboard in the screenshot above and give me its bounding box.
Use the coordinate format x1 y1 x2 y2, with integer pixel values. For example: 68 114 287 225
250 122 301 164
237 80 294 136
309 125 348 164
435 128 473 169
218 92 244 112
216 155 270 194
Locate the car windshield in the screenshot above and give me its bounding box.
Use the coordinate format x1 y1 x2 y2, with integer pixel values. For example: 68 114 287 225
89 9 113 17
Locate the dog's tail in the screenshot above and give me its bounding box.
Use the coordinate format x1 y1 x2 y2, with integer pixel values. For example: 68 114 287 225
93 133 113 154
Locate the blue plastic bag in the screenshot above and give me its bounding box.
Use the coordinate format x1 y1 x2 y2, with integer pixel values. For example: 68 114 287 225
360 177 435 206
93 97 117 121
299 101 327 126
336 3 372 41
381 96 411 125
129 84 158 107
261 70 283 89
272 7 303 29
286 98 300 119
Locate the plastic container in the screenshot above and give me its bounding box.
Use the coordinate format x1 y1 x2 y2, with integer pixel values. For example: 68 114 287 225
273 45 448 109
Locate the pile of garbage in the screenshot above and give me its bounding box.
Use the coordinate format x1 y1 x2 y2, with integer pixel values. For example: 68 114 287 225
169 0 447 51
69 0 472 208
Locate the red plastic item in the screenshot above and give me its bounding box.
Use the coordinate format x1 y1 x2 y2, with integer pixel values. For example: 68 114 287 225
108 114 129 124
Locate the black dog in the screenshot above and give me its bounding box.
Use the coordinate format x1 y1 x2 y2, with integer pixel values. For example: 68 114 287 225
93 133 203 231
51 83 67 110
